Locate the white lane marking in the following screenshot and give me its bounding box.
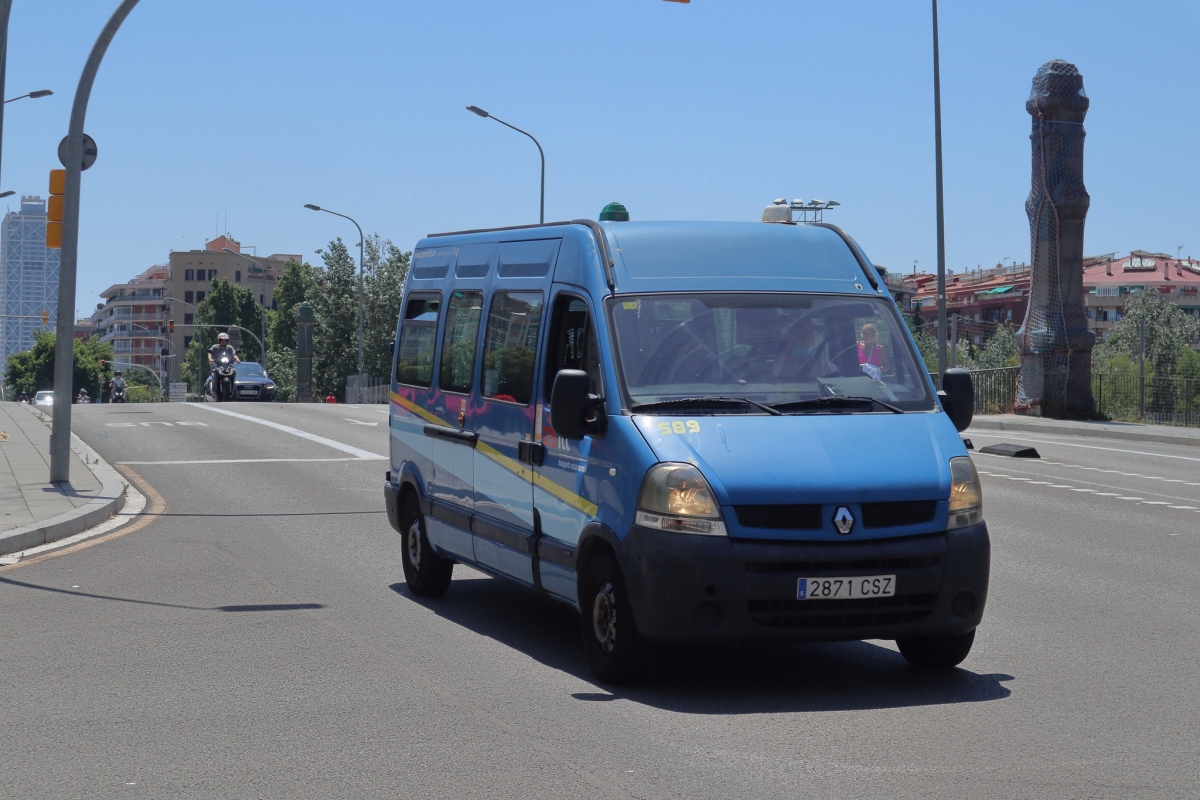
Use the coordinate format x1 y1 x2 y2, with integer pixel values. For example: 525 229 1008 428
1093 492 1121 496
1141 501 1172 505
1067 488 1096 492
1169 506 1198 510
118 457 376 465
1048 484 1073 488
971 433 1200 463
1026 481 1053 485
1116 497 1144 501
345 419 379 426
192 404 385 459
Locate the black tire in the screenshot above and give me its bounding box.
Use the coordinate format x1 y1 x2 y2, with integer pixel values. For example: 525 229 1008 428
579 550 645 684
399 495 453 597
896 629 976 669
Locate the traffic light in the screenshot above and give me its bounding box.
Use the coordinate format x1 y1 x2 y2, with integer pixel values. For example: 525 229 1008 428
46 169 65 249
168 319 175 333
41 309 49 326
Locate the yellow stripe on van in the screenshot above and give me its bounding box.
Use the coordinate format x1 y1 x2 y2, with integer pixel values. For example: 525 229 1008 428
391 389 599 518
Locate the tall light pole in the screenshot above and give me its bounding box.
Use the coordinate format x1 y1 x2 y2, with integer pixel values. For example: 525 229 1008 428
221 247 268 367
303 203 364 399
932 0 948 377
131 321 172 398
50 0 142 484
466 105 545 224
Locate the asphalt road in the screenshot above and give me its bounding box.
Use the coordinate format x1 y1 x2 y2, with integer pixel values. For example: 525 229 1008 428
1 403 1197 799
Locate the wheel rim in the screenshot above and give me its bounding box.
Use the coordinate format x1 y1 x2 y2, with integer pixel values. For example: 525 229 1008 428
592 581 617 654
406 519 421 570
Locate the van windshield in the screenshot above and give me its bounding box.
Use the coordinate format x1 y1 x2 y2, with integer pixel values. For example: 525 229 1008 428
606 293 935 413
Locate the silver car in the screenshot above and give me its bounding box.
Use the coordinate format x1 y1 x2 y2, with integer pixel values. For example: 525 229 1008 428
33 390 54 407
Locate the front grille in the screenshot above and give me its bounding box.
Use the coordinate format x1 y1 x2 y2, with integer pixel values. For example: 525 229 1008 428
735 504 822 530
748 593 938 629
861 500 937 528
744 552 942 575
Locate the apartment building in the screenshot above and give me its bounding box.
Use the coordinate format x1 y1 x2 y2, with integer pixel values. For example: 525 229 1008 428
92 264 170 388
1083 251 1200 347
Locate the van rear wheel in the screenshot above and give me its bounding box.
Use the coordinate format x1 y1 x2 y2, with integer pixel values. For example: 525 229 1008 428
400 495 453 597
896 629 975 669
580 551 645 684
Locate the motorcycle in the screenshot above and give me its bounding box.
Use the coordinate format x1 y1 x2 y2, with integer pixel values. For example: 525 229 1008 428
111 380 126 404
209 355 237 402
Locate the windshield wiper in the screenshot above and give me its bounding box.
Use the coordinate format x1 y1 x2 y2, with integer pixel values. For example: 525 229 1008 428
631 396 783 416
771 394 903 414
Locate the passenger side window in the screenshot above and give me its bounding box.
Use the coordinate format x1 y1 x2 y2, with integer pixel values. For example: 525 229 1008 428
439 290 484 394
482 291 543 405
395 292 441 387
545 295 602 397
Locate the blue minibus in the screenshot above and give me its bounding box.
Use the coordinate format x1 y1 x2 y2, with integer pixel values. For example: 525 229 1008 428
384 205 987 682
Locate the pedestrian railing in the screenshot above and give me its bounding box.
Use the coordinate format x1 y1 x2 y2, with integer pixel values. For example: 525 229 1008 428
345 374 389 404
930 365 1199 427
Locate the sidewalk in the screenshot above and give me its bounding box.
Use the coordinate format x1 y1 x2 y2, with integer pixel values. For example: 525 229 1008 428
0 402 128 557
967 413 1200 449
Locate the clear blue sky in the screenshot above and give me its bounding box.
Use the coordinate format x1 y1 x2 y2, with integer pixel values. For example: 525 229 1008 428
4 1 1199 318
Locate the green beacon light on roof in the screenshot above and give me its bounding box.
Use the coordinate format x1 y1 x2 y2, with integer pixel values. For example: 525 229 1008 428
599 202 629 222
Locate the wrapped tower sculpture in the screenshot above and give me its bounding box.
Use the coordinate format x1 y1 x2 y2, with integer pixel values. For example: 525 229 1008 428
1015 60 1097 419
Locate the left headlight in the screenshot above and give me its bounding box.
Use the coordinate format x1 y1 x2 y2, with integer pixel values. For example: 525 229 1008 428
947 456 983 530
635 463 727 536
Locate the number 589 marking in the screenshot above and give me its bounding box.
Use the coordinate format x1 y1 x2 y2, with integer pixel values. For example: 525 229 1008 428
658 419 701 435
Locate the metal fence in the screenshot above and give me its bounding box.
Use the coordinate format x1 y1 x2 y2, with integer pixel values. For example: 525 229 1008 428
934 365 1199 427
345 374 389 404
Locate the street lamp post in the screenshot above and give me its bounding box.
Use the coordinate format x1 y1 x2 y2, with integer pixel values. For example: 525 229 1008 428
303 203 365 400
466 105 545 224
221 247 268 367
130 321 172 398
932 0 948 377
49 0 142 483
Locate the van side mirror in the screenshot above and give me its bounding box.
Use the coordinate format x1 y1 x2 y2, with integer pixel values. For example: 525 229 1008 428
550 369 606 440
389 338 395 356
938 368 974 432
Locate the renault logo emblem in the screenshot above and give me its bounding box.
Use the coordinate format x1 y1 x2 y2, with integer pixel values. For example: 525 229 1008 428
833 507 855 535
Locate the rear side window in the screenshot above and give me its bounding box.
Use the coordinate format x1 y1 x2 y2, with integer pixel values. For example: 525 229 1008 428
395 293 441 387
439 290 484 394
482 291 543 405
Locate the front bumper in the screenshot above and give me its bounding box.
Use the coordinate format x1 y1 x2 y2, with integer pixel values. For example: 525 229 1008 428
617 522 989 644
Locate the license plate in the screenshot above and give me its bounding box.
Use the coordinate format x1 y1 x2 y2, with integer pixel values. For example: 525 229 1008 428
797 575 895 600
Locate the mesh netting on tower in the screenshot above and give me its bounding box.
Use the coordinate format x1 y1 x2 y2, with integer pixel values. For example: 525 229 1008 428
1015 60 1097 419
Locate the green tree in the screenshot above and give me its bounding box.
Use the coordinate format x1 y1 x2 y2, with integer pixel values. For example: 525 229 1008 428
975 325 1019 370
4 331 113 399
268 259 316 354
309 238 359 400
1103 291 1200 377
362 234 410 380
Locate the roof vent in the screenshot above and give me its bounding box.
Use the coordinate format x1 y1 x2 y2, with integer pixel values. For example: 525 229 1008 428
761 199 793 224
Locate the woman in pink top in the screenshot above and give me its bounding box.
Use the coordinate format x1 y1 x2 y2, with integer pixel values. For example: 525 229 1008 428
857 323 889 379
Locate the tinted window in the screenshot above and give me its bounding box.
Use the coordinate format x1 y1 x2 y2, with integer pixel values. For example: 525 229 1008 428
482 291 542 405
395 293 441 387
439 290 483 393
545 296 601 397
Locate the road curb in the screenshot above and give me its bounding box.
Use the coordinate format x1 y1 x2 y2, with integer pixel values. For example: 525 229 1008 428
0 425 128 557
967 416 1200 449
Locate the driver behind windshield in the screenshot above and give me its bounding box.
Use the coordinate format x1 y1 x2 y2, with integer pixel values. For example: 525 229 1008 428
774 318 836 379
208 332 241 368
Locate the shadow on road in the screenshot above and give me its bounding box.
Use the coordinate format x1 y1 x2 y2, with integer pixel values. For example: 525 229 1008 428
389 575 1013 713
0 576 324 613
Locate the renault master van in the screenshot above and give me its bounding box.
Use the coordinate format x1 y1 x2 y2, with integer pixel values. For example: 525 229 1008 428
384 206 987 683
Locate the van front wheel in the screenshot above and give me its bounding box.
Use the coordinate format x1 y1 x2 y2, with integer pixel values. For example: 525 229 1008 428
896 629 975 669
580 551 645 684
400 496 453 597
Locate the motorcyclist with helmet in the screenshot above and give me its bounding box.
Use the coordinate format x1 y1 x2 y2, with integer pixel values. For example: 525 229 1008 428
207 332 241 368
109 371 127 403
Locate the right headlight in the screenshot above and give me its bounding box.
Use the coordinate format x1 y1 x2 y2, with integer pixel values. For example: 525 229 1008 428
635 463 728 536
947 456 983 530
